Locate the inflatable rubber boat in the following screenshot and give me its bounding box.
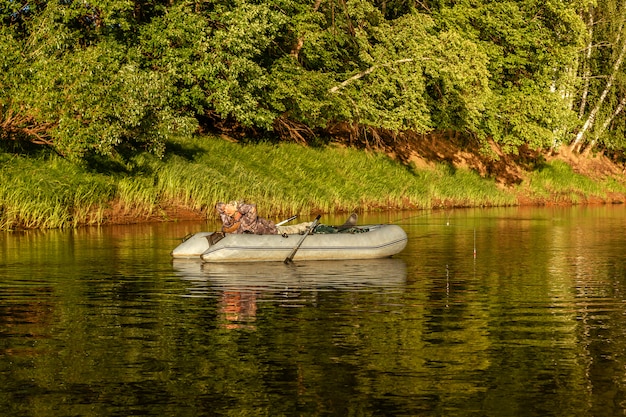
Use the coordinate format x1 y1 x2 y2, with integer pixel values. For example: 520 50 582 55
171 224 407 262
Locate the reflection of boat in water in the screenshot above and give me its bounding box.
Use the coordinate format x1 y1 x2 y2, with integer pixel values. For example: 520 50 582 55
171 224 407 262
172 258 407 292
173 258 407 330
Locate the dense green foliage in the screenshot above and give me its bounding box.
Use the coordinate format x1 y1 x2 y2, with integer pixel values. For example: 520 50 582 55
2 0 624 161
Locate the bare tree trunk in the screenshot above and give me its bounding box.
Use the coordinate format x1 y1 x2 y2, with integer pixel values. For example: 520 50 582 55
329 59 416 93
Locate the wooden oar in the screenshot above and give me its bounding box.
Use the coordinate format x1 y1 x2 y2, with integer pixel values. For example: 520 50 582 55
284 214 321 264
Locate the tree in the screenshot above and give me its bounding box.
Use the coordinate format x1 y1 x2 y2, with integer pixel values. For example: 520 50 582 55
266 0 490 145
1 0 615 162
431 0 586 154
569 0 626 155
0 0 195 161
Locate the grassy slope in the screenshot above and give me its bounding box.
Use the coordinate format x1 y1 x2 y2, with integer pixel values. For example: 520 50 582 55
1 135 625 230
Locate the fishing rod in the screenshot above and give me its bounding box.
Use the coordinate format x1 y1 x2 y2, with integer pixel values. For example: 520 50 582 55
388 208 480 258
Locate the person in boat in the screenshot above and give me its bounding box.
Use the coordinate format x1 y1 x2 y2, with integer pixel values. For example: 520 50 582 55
216 201 312 235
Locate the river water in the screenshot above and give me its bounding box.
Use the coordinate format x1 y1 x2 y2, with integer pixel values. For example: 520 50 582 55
1 206 625 416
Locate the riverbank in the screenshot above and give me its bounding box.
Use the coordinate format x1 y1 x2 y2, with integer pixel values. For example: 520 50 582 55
1 134 625 230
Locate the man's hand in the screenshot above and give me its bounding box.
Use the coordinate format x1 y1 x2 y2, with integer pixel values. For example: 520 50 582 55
223 221 241 233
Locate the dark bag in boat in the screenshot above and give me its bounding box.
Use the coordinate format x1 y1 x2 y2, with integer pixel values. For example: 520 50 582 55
208 232 225 246
314 225 367 234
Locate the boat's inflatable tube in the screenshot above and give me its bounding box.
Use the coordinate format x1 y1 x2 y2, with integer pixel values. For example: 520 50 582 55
171 224 407 262
171 232 215 258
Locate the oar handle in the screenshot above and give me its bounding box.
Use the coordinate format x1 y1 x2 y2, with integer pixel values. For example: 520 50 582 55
276 215 298 226
284 214 321 264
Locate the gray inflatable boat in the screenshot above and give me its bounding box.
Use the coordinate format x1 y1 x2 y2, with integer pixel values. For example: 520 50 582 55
171 224 407 262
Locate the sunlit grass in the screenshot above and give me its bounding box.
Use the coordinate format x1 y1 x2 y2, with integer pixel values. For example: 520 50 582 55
523 160 620 203
0 155 114 229
0 134 622 230
149 137 512 217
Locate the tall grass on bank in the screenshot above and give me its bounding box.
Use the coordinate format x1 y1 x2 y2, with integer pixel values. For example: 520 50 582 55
151 136 514 218
0 154 114 229
522 160 617 203
4 134 623 230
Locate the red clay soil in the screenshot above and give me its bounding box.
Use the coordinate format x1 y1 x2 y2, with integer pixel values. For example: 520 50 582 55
396 132 626 204
101 200 208 225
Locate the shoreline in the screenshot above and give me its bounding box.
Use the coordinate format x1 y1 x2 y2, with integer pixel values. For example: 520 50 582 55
95 195 626 228
3 135 626 231
4 194 626 232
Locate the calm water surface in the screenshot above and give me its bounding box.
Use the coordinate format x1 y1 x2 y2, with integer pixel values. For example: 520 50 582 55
1 206 626 416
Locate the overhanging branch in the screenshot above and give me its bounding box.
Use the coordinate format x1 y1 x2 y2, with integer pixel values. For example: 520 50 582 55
1 107 55 146
328 58 415 93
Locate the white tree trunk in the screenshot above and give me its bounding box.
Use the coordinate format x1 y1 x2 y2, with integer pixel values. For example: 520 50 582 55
571 36 626 152
329 59 415 93
583 94 626 155
578 8 594 118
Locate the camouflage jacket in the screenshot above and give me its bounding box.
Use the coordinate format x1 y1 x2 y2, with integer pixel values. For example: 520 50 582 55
215 203 278 235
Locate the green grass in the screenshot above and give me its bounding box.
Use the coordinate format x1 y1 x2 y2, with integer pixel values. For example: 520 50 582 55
150 137 514 215
0 134 622 230
0 154 114 229
522 160 624 203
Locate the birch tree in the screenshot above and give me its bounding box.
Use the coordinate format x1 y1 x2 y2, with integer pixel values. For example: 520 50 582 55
570 0 626 154
571 29 626 152
432 0 585 154
582 94 626 156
